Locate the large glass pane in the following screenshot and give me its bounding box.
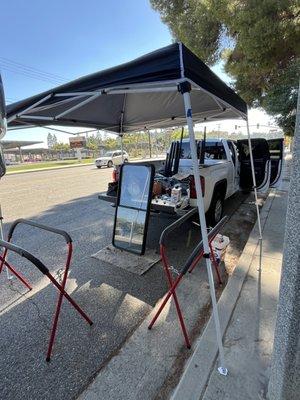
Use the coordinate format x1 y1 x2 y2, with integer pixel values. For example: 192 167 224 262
113 207 147 254
119 165 151 210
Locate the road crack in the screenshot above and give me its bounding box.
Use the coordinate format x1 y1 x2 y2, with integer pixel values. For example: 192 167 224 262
6 280 51 332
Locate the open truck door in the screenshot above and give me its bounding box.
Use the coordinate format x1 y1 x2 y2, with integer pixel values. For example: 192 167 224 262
0 74 7 177
237 138 271 193
268 138 284 187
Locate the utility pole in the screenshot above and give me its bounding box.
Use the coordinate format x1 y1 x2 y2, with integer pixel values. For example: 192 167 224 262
217 123 221 139
268 83 300 400
148 130 152 158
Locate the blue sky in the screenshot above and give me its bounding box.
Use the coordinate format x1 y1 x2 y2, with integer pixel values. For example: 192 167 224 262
1 0 273 145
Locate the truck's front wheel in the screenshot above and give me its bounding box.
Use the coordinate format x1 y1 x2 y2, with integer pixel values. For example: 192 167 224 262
207 192 224 227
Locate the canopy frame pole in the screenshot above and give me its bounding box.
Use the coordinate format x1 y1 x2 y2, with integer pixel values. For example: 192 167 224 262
55 93 102 119
7 94 53 123
180 81 227 376
245 117 263 269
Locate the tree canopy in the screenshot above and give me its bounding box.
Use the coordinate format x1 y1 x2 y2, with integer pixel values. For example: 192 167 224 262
151 0 299 135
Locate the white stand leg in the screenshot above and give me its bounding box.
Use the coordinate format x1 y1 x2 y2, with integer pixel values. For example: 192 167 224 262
246 118 263 270
182 88 227 375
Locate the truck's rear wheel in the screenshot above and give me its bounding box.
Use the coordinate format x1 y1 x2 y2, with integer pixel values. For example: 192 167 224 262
207 192 224 227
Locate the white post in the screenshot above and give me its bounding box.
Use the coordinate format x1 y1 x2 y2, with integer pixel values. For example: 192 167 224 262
245 118 263 269
76 148 82 162
182 86 227 375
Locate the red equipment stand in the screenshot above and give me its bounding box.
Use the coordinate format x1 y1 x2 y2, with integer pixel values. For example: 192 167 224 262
0 219 93 361
148 210 228 349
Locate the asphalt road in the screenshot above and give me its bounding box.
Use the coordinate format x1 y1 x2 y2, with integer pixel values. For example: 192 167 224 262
0 165 257 400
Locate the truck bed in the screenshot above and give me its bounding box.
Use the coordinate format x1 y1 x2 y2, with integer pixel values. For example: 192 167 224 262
98 192 192 215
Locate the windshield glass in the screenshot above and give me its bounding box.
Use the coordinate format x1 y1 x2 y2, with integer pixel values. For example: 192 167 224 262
179 141 226 160
179 141 201 159
104 151 113 157
204 142 227 160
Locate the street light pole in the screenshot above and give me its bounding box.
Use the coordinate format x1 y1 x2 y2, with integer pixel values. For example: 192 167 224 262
148 130 152 158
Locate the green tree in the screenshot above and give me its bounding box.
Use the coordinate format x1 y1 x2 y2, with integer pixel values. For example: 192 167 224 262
47 132 58 148
104 137 118 150
52 142 70 151
170 127 189 140
151 0 300 135
86 133 103 150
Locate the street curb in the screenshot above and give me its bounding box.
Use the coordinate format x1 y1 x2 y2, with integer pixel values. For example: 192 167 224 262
171 189 276 400
6 162 95 175
6 156 165 176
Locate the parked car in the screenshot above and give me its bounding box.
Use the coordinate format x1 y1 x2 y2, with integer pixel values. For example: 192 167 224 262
95 150 129 168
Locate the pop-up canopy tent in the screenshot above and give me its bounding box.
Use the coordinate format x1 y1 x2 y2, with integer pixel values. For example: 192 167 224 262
6 42 262 375
7 43 247 130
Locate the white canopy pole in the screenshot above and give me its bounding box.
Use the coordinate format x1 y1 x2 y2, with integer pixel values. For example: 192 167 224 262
245 116 263 270
180 82 227 376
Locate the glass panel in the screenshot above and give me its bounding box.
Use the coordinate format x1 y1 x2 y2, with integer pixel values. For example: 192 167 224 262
119 165 151 210
204 142 227 160
179 140 200 159
114 207 146 254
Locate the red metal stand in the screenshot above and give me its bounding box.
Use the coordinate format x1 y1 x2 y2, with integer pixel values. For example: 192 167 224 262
148 213 228 348
0 219 93 361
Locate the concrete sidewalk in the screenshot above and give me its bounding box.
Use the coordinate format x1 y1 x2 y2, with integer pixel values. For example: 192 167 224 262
172 161 290 399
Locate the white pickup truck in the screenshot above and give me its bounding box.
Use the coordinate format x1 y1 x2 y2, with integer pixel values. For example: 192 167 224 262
99 137 283 225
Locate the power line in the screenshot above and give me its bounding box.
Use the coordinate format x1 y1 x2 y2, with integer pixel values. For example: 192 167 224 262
0 56 68 81
0 57 69 85
5 96 19 103
0 64 65 85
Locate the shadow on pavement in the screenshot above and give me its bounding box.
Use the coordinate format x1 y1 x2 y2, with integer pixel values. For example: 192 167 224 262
0 193 204 400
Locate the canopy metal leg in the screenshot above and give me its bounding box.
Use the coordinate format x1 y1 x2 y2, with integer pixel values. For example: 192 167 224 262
246 118 263 270
181 85 227 376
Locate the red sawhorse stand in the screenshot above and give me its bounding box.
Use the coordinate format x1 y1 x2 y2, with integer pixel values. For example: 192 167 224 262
148 210 228 348
0 218 93 361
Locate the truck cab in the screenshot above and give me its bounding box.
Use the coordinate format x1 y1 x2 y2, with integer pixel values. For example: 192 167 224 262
179 138 240 196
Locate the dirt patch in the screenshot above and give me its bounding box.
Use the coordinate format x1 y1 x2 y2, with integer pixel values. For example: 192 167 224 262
153 301 212 400
222 193 267 274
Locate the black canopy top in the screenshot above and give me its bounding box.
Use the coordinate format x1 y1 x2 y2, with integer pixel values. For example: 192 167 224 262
7 43 247 132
